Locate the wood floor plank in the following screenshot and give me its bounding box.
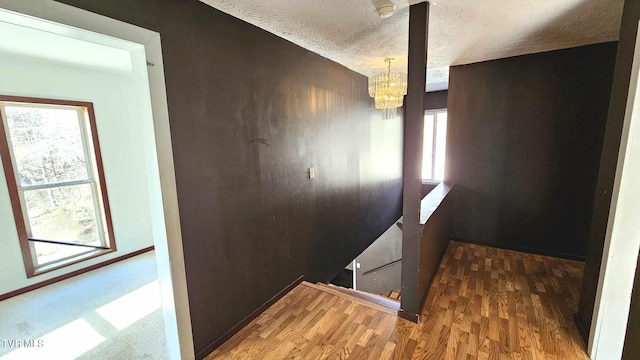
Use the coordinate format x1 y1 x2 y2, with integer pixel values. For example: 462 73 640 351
205 242 588 359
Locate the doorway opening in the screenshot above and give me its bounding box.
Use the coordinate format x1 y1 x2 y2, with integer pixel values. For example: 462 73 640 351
589 20 640 359
0 1 192 359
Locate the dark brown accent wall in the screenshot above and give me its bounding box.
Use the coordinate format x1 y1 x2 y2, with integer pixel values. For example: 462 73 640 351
424 90 448 110
578 0 640 344
416 183 453 310
401 182 454 319
56 0 403 355
446 42 617 260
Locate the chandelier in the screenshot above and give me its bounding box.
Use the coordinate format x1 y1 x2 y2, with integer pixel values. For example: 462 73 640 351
368 58 407 120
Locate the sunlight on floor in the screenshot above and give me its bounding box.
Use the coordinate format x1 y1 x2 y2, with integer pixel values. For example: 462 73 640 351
0 280 161 360
0 318 104 360
96 280 161 330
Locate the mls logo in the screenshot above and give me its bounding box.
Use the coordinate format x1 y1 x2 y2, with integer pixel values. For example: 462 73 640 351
1 339 44 348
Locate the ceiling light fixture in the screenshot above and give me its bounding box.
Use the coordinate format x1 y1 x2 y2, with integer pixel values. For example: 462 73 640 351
376 2 396 18
368 58 407 120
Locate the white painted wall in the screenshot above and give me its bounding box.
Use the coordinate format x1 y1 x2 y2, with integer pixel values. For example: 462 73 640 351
589 22 640 360
0 49 155 294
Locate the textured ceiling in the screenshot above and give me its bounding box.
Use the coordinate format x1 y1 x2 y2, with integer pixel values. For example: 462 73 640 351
200 0 624 90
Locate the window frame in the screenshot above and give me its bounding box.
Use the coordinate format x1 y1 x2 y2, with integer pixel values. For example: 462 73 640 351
422 108 447 184
0 95 116 277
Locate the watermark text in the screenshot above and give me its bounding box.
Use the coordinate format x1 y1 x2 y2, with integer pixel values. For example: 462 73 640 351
1 339 44 348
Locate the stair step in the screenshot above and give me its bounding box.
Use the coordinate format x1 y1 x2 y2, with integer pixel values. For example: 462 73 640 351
301 281 399 315
388 291 401 300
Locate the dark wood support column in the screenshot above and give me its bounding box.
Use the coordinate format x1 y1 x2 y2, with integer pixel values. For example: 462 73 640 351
400 1 429 321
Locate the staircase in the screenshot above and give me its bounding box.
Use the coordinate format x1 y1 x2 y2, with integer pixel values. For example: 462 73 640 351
384 290 401 301
304 282 400 314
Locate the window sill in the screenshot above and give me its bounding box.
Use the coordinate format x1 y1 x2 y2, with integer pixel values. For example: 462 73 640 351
421 180 442 185
29 248 116 278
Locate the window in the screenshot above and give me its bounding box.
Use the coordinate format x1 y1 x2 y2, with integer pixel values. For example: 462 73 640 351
422 109 447 182
0 96 115 276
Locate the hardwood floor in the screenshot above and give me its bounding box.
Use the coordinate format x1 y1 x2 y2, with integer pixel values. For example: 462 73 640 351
205 241 587 359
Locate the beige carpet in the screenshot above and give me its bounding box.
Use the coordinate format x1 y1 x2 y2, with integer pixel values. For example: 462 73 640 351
0 251 167 360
